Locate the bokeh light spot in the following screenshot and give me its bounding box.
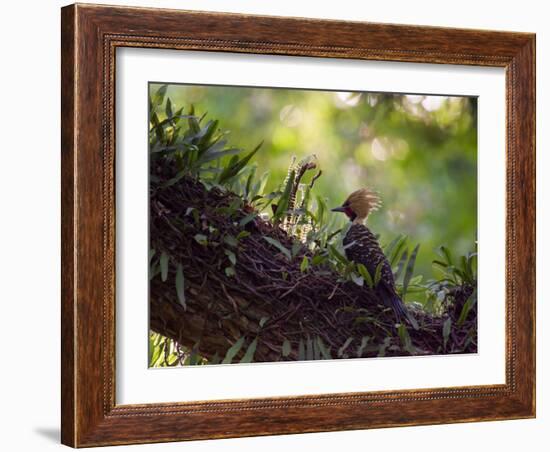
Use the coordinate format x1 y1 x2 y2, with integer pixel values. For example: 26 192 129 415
334 92 362 108
371 138 389 161
422 96 446 112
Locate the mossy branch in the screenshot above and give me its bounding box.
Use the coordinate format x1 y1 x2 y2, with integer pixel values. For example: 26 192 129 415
149 175 476 363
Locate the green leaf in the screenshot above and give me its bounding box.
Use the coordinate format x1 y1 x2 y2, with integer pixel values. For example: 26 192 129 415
236 231 251 240
313 336 321 361
316 336 331 359
357 263 374 288
224 266 236 277
148 335 155 365
197 147 242 165
198 119 219 147
357 336 370 357
374 261 384 286
338 337 354 357
225 154 239 170
402 244 420 299
187 106 201 134
223 234 239 248
186 351 200 366
437 245 454 266
328 244 348 266
149 333 167 367
274 169 295 220
315 195 327 224
300 256 309 272
306 337 314 360
312 254 326 266
150 110 159 129
154 332 163 346
442 317 452 350
151 84 168 106
222 337 245 364
239 338 258 363
255 171 270 199
209 352 221 365
259 317 269 328
282 340 292 357
160 252 169 282
350 272 364 287
161 169 187 188
432 259 449 272
194 234 208 246
457 295 476 326
244 166 256 198
263 236 291 260
218 198 242 216
387 235 407 266
397 324 414 354
466 252 477 280
377 337 392 357
149 262 160 280
224 249 237 266
170 106 185 125
218 141 263 184
165 97 173 118
261 191 282 201
291 241 302 259
149 115 194 134
298 339 306 360
175 264 186 309
151 112 165 143
239 213 257 227
394 249 409 281
149 342 162 367
460 255 469 280
383 234 402 256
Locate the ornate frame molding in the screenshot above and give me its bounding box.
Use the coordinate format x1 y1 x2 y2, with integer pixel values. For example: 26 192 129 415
61 4 535 447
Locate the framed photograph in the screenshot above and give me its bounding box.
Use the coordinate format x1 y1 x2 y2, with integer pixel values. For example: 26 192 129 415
61 3 535 447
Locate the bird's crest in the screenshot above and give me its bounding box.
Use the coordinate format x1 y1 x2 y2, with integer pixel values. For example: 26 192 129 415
345 188 382 223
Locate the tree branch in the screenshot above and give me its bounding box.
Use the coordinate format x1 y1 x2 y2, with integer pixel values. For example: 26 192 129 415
149 176 476 363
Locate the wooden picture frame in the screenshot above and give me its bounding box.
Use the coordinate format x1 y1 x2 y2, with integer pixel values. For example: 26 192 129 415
61 3 535 447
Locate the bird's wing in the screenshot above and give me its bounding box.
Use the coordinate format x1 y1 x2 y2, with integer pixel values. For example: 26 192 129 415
344 224 396 289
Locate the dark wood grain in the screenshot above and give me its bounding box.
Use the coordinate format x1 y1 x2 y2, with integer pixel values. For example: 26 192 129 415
61 3 536 447
60 5 76 446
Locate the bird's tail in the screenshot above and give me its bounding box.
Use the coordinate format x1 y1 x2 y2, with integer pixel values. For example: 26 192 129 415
390 294 419 330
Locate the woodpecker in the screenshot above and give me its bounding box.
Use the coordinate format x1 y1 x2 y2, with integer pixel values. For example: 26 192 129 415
332 188 417 328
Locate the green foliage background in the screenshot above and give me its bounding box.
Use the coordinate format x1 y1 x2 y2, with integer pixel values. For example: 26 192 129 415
151 83 477 297
147 83 479 366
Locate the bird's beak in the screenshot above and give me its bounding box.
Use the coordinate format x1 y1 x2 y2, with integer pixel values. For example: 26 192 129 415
331 206 347 213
